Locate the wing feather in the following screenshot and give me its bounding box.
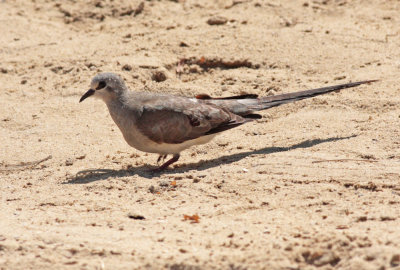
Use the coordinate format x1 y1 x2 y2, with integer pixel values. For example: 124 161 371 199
135 95 249 144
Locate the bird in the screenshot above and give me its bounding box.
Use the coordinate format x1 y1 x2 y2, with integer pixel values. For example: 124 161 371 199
79 72 376 171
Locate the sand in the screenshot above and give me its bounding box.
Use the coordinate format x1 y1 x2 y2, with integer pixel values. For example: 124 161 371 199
1 0 400 269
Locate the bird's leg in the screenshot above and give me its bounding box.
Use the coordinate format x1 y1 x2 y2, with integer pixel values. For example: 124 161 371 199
157 154 168 164
155 154 180 171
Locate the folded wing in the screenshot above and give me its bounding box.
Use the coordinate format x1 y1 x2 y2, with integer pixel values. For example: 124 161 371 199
136 96 251 144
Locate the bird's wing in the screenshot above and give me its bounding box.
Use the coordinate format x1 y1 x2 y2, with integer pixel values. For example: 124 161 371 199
135 95 250 144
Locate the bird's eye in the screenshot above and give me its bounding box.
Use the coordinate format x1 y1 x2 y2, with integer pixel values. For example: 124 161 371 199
96 81 106 90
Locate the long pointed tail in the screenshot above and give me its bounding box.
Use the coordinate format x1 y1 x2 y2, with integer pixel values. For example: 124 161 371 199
251 80 377 111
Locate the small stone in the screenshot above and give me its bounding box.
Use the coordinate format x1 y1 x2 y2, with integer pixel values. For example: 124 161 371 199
303 250 340 267
189 65 201 73
314 252 340 266
364 254 375 261
334 75 346 80
85 63 96 69
127 213 145 220
159 181 169 187
122 64 132 71
207 16 228 25
65 159 74 166
151 71 167 82
94 1 104 8
284 244 293 251
390 254 400 267
148 185 158 194
357 216 367 222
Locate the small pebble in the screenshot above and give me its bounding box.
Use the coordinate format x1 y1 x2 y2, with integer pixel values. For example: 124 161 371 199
127 213 145 220
151 71 167 82
391 254 400 267
122 64 132 71
207 16 228 25
65 159 74 166
159 181 169 187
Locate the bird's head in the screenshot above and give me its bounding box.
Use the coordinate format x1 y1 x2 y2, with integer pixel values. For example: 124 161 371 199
79 72 127 103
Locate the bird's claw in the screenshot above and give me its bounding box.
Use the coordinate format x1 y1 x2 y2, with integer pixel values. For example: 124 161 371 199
157 154 168 164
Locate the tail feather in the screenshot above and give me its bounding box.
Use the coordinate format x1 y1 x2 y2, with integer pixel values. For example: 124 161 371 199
252 80 377 111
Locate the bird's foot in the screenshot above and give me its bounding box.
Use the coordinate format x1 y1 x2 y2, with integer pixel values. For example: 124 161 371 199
157 154 168 164
152 154 180 173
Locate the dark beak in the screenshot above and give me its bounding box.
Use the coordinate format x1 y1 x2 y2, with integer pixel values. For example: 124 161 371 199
79 89 95 103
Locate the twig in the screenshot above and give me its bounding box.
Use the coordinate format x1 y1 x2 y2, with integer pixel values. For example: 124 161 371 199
0 155 52 172
76 169 115 175
312 158 377 164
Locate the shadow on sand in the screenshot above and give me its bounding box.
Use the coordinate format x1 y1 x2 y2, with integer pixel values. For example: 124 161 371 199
64 135 355 184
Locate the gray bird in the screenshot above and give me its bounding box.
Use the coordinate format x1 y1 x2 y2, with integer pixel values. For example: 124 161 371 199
80 73 375 170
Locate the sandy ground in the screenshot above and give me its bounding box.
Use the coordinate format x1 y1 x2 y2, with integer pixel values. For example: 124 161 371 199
1 0 400 269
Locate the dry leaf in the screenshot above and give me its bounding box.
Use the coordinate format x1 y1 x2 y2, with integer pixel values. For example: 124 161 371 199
183 214 200 223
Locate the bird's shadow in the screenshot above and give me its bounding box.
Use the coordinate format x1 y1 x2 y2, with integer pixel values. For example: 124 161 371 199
64 135 355 184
